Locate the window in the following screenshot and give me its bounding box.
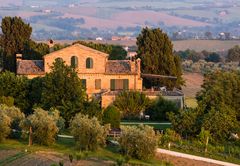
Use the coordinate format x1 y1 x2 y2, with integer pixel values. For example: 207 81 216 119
71 56 78 68
110 79 129 91
81 79 86 89
95 79 101 90
86 58 93 69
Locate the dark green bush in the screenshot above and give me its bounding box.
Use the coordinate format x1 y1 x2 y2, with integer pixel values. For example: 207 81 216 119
102 106 121 128
145 97 179 121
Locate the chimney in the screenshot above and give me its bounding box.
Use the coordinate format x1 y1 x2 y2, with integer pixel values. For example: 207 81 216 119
49 39 54 52
136 58 141 78
16 54 22 62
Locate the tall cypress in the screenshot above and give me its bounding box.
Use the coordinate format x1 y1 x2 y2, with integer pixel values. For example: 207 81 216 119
1 17 32 72
137 27 184 89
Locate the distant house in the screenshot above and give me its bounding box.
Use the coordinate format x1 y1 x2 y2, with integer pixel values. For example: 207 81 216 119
16 43 184 108
96 37 103 41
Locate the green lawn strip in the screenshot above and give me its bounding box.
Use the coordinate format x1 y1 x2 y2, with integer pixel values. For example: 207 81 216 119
159 147 240 165
0 151 28 165
120 122 171 130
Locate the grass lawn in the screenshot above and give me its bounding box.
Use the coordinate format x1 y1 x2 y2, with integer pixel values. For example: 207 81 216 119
0 138 171 166
121 121 171 130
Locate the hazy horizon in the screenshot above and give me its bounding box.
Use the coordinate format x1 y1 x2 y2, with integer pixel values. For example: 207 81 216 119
1 0 240 40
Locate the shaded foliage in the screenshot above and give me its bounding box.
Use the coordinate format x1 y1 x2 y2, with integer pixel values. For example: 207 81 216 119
227 45 240 62
0 71 30 112
23 40 49 60
1 16 32 71
145 97 179 121
114 91 150 119
102 105 121 129
137 27 184 89
41 59 87 124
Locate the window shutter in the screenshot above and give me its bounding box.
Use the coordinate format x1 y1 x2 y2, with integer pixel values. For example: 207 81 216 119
95 79 101 90
123 79 129 90
71 56 78 68
110 79 115 91
81 79 87 89
86 58 93 69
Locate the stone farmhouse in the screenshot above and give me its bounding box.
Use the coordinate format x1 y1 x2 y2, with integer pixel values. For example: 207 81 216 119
16 43 184 108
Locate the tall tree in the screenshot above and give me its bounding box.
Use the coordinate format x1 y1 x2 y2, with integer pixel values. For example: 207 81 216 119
1 17 32 72
41 59 87 123
226 45 240 62
23 40 49 60
137 27 184 89
197 71 240 119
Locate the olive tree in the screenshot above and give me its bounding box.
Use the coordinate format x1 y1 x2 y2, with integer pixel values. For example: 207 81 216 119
20 108 60 145
0 111 11 142
70 113 110 151
0 104 25 138
119 125 158 160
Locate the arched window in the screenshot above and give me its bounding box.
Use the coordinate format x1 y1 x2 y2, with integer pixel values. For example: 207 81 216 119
71 56 78 68
86 57 93 69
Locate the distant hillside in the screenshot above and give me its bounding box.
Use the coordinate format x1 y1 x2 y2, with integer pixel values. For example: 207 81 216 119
1 0 240 40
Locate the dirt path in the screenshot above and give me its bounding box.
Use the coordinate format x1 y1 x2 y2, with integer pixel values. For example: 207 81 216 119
157 148 239 166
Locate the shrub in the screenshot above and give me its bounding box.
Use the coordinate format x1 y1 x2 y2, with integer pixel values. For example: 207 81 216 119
0 96 14 106
70 113 110 151
119 125 158 160
0 111 11 142
145 97 179 121
160 128 181 148
0 104 25 138
102 106 121 129
20 108 60 145
82 99 103 120
114 91 150 119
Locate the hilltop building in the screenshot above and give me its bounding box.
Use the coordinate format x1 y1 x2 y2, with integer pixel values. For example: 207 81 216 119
16 43 184 108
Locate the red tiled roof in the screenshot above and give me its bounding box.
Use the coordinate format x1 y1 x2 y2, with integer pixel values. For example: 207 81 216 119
17 60 45 75
105 60 137 74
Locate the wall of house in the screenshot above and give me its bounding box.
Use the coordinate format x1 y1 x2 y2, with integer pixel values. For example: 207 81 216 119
78 74 142 96
44 44 108 74
102 95 116 108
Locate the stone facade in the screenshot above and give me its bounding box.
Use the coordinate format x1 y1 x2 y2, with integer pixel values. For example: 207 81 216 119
16 43 184 108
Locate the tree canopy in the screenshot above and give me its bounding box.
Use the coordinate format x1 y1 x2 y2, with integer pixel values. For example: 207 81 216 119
41 59 87 123
226 45 240 62
1 16 32 72
0 71 30 112
23 40 49 60
137 27 184 89
169 71 240 141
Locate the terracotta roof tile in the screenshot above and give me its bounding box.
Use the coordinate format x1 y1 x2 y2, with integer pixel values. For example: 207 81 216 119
17 60 45 75
105 60 137 74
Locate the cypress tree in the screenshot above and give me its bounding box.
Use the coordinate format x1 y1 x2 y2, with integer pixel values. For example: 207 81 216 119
137 27 183 89
1 17 32 72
